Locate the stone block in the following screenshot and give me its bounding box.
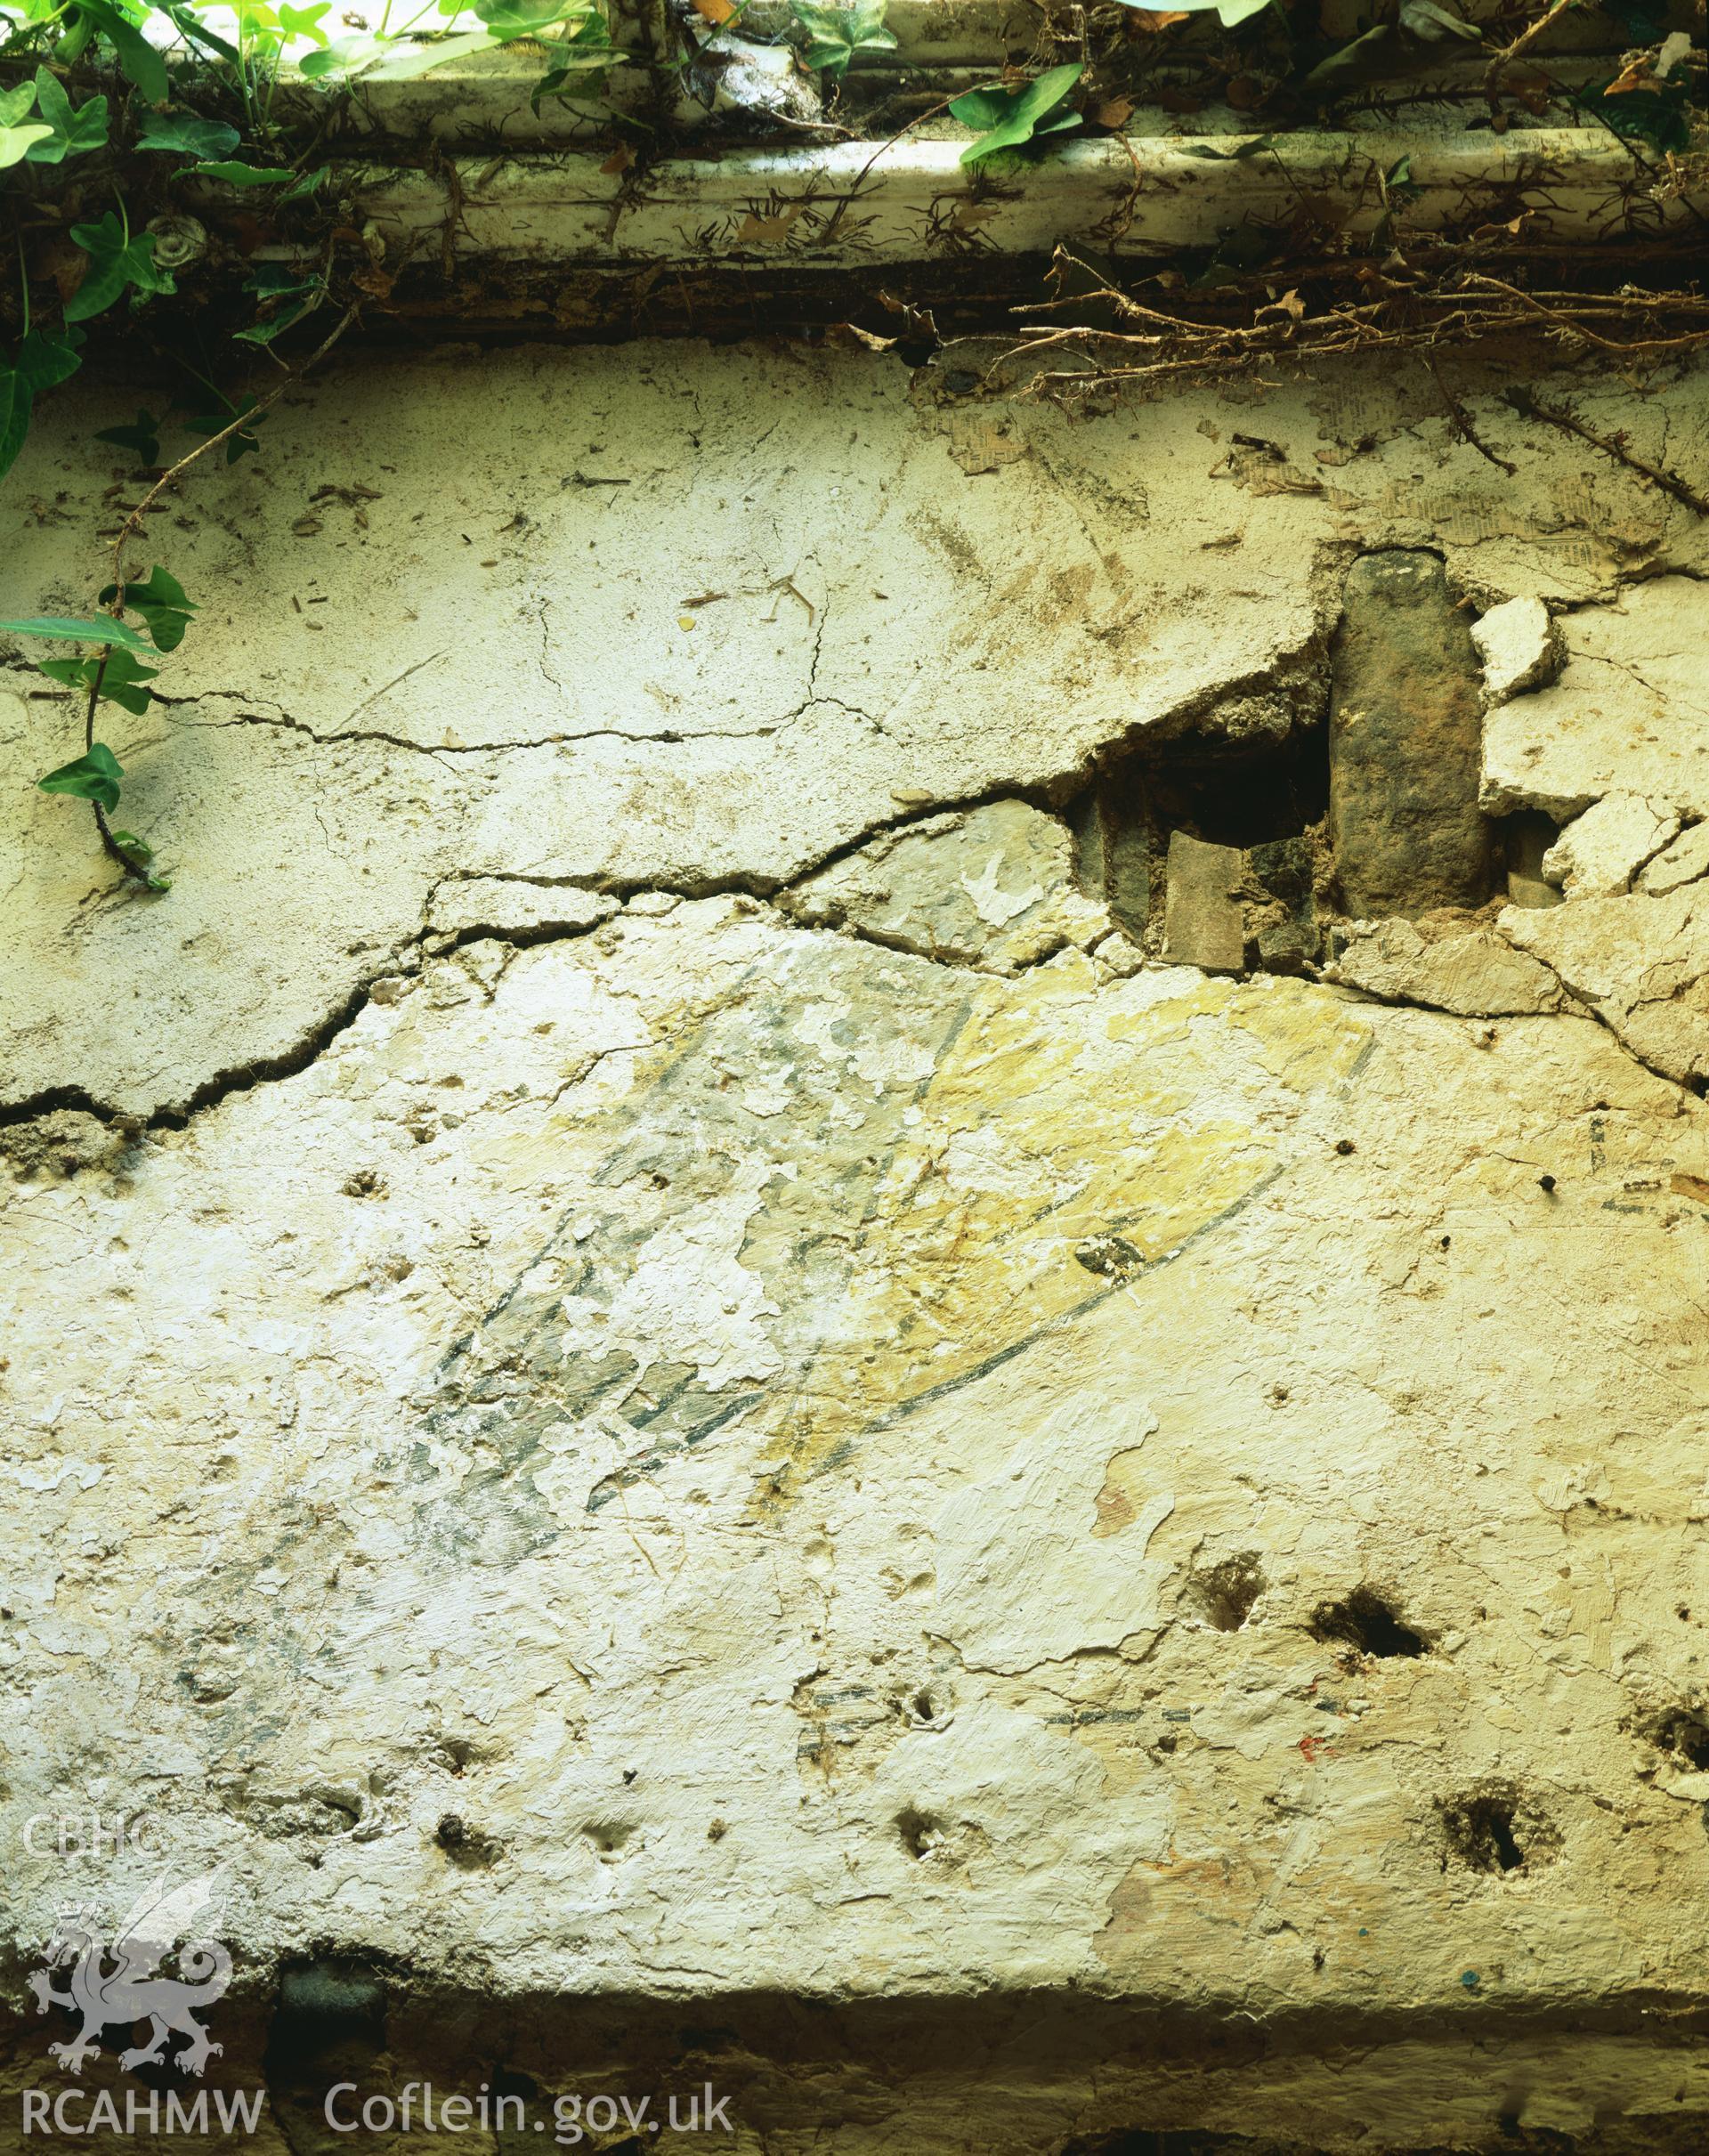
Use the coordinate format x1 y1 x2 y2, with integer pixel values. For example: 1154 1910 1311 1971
1163 831 1246 971
1329 550 1494 917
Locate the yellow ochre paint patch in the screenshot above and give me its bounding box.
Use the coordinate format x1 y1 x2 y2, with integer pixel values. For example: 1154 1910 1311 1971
756 968 1370 1503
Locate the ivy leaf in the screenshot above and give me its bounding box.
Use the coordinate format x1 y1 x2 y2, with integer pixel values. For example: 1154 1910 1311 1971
0 328 83 483
26 67 109 161
94 407 162 466
0 613 154 652
950 61 1084 165
1180 132 1274 156
277 164 328 203
0 118 53 168
74 0 171 101
473 0 569 32
1579 74 1690 150
791 0 895 76
189 158 293 183
362 29 503 77
37 646 160 715
234 264 322 345
186 393 264 461
64 214 176 324
154 0 243 62
277 0 331 39
135 111 242 158
37 742 124 812
1397 0 1480 36
99 565 197 651
296 31 388 75
112 826 170 888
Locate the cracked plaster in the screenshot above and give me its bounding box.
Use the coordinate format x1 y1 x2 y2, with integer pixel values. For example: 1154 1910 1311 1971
4 345 1709 2150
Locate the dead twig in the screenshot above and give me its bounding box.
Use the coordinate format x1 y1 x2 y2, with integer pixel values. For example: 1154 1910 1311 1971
1484 0 1577 99
1423 352 1518 474
1502 385 1709 515
109 301 362 597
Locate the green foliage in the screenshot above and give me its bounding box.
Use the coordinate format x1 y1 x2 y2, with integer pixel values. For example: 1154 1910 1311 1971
0 613 155 652
73 0 171 100
950 61 1083 165
1580 75 1692 150
100 565 197 650
1178 133 1275 156
134 111 243 157
64 213 176 323
37 647 160 713
27 67 110 160
94 408 164 466
0 80 53 166
188 157 292 181
99 565 197 649
234 263 323 344
790 0 896 78
186 391 264 460
0 0 621 893
0 328 83 482
38 742 124 812
531 8 618 104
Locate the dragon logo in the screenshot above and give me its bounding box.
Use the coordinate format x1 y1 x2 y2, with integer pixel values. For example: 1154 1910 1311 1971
28 1871 232 2078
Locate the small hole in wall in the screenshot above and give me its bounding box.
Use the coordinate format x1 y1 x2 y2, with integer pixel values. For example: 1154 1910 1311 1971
1642 1706 1709 1771
1309 1586 1430 1659
1146 727 1332 854
896 1805 941 1860
1499 809 1563 907
1066 719 1328 944
1437 1783 1554 1876
1185 1553 1268 1633
434 1812 504 1869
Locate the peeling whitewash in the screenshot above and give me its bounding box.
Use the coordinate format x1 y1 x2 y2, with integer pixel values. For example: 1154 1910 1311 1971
4 343 1709 2151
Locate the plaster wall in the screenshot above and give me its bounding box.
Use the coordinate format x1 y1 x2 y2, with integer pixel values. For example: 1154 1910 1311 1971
4 344 1709 2151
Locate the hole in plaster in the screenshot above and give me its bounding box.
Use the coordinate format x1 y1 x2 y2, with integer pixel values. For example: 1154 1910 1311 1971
1437 1783 1556 1876
1184 1553 1268 1633
1075 1234 1146 1281
1309 1586 1430 1660
1641 1706 1709 1771
435 1812 505 1869
436 1734 479 1777
1146 729 1331 855
584 1820 638 1860
896 1805 941 1860
1069 724 1329 951
1499 809 1564 910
